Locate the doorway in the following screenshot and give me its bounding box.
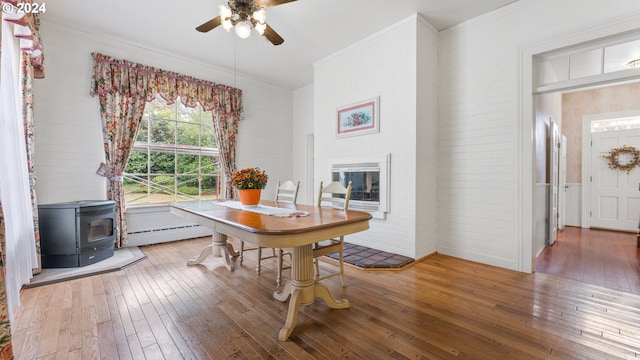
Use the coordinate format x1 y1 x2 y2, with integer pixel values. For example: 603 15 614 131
521 23 640 273
533 82 640 290
537 83 640 235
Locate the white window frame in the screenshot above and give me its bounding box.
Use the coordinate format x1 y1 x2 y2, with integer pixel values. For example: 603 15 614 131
124 96 221 206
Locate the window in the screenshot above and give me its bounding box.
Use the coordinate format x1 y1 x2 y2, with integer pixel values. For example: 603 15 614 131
534 31 640 90
124 96 220 205
591 116 640 133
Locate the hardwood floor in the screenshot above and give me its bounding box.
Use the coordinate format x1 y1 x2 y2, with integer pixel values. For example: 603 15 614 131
536 226 640 294
13 236 640 359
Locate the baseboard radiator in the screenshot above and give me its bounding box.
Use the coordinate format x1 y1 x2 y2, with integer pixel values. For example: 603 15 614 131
125 205 212 247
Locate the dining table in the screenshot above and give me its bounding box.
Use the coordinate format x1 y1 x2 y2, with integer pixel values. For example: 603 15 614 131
169 199 372 341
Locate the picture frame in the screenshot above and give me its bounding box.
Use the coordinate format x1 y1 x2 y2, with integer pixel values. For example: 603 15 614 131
336 97 379 138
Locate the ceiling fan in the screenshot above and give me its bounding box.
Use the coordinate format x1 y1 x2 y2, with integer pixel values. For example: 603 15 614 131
196 0 297 46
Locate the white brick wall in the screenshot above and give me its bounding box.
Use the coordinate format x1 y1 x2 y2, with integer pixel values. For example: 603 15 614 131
311 15 438 259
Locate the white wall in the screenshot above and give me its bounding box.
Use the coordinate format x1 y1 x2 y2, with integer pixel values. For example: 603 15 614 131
312 15 438 259
292 84 314 205
415 17 439 258
33 22 293 204
437 0 640 270
564 184 582 227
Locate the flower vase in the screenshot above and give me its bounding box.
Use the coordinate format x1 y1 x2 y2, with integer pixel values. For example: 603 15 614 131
238 189 261 207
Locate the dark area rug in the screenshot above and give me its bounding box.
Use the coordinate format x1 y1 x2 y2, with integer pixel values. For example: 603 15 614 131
326 243 414 269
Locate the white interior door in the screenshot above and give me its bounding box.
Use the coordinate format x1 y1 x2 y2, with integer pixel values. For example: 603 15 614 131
591 129 640 231
549 121 559 245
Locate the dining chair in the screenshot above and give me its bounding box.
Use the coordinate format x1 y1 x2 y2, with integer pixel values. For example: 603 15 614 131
274 180 300 204
313 180 352 286
239 180 299 286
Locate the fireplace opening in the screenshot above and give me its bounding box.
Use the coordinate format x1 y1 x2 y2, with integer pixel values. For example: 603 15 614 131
38 200 116 268
331 154 389 218
333 169 380 202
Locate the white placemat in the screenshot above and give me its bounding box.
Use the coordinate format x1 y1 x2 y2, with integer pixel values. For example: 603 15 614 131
216 201 309 217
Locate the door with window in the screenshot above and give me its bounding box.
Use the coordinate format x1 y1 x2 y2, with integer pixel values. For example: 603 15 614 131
591 129 640 231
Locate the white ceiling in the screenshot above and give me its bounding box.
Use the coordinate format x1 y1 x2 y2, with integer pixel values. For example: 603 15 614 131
43 0 518 90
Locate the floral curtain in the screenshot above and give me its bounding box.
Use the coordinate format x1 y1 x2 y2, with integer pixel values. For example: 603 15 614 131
0 1 46 358
90 53 243 247
213 109 240 200
94 94 147 248
22 51 40 276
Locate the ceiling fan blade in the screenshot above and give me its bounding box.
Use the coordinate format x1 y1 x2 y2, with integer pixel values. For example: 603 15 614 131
254 0 296 8
196 16 222 33
263 24 284 45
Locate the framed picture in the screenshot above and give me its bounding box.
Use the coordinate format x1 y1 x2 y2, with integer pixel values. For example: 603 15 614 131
336 97 379 138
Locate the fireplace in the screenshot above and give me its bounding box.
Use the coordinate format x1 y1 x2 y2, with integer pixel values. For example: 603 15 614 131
38 200 116 268
331 154 390 219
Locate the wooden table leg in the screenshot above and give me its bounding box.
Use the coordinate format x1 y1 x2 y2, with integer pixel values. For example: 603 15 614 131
187 232 234 271
273 244 349 341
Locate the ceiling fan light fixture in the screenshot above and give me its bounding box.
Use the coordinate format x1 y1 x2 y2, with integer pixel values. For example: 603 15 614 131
218 4 232 19
196 0 294 45
629 58 640 69
252 9 266 24
222 19 233 32
235 21 252 39
255 22 266 35
219 4 233 31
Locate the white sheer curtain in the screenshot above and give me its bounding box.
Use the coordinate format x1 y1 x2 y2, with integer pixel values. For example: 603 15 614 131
0 19 39 321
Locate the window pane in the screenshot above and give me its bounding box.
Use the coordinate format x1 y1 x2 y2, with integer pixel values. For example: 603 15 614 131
124 175 149 205
136 118 149 143
178 103 200 124
177 154 198 174
149 175 176 203
149 152 175 173
177 122 200 147
536 54 569 86
201 176 218 199
201 156 215 174
591 117 640 132
177 175 199 199
149 99 176 120
125 151 148 173
569 48 602 79
202 124 216 147
629 118 640 128
604 39 640 73
150 119 175 145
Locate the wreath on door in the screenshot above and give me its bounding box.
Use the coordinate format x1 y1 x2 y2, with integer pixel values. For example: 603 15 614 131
602 145 640 174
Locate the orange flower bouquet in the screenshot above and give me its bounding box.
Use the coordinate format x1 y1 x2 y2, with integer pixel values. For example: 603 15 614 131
231 167 269 190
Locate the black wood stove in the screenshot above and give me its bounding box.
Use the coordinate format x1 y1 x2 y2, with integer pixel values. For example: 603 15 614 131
38 200 116 268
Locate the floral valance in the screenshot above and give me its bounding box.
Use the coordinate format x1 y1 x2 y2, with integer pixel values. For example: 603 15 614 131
1 0 45 78
90 53 243 119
